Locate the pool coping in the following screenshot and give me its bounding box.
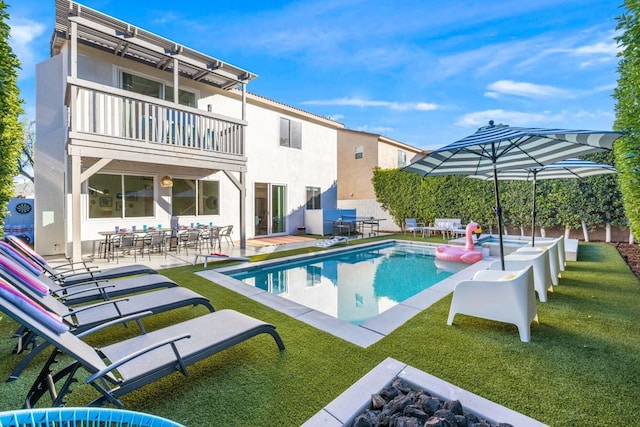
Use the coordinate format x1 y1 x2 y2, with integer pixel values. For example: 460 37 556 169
197 239 495 347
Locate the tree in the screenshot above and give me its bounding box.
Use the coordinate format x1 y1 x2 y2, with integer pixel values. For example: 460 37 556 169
614 1 640 242
0 1 26 233
17 119 34 183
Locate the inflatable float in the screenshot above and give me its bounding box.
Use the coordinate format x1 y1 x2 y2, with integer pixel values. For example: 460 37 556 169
435 222 483 264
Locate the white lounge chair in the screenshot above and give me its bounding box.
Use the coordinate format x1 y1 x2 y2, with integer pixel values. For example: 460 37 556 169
447 266 538 342
490 249 553 302
404 218 426 237
517 237 560 285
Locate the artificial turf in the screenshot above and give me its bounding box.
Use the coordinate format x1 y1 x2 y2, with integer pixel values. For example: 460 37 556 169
0 240 638 425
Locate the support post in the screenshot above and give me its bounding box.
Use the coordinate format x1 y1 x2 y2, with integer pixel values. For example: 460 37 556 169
71 155 82 261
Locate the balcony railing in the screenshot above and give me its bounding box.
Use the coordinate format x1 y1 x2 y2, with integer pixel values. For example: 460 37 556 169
66 77 245 156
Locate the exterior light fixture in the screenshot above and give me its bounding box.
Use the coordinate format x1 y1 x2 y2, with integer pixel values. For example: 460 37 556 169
160 176 173 188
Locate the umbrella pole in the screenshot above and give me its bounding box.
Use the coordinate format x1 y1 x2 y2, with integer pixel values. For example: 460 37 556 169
531 173 537 246
493 166 505 270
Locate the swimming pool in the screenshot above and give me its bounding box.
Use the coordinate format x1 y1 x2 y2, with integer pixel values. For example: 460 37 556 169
200 240 489 347
229 242 465 325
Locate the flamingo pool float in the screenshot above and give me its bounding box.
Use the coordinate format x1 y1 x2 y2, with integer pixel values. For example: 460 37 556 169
435 222 484 264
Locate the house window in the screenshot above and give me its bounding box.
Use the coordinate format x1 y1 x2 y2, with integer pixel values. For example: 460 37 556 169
355 145 363 159
172 178 220 216
88 174 154 219
306 187 321 209
120 71 196 107
397 150 407 168
198 180 220 215
280 117 302 149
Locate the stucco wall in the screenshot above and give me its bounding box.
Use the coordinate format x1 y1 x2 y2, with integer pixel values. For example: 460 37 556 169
35 53 67 256
36 41 339 256
337 131 378 200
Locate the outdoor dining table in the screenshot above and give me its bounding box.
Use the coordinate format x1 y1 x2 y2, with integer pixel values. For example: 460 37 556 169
97 228 164 260
326 217 386 237
353 217 386 237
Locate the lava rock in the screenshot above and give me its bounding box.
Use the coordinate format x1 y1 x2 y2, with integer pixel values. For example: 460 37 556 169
352 409 379 427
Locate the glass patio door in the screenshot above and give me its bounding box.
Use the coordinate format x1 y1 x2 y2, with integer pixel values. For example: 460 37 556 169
254 183 286 236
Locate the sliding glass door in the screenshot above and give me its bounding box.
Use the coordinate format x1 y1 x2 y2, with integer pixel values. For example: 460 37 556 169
254 183 286 236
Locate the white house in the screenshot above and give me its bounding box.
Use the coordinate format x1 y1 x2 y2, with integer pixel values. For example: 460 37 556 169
35 0 342 259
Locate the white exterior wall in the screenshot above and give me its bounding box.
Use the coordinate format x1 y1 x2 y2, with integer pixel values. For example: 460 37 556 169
35 42 339 256
35 53 67 256
205 93 338 236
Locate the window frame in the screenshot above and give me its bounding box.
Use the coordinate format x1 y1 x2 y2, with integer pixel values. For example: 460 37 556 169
354 145 364 160
279 117 302 149
87 173 155 219
305 186 322 210
117 68 199 107
171 178 220 216
397 150 407 168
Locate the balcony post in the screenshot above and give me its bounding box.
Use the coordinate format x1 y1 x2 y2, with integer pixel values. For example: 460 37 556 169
70 154 82 261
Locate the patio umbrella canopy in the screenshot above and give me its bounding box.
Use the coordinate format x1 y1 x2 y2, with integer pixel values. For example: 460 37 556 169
402 121 624 269
469 158 618 245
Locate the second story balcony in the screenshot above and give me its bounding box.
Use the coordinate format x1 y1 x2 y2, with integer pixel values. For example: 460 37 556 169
66 77 248 171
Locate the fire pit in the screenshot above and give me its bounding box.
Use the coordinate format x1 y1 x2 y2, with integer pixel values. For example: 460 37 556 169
303 357 547 426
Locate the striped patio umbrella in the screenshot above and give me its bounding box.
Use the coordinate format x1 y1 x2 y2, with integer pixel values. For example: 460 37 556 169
469 158 618 245
402 121 624 269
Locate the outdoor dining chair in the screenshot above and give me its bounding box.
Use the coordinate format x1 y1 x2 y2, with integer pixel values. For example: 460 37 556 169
139 231 167 260
177 229 202 255
200 226 222 252
219 225 235 247
109 233 137 263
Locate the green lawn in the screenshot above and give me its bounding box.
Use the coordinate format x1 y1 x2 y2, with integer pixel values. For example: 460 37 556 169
0 239 638 425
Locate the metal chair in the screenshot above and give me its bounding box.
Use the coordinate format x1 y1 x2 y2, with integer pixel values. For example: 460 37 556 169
177 229 201 255
200 226 221 252
139 231 167 260
219 225 234 247
110 233 137 263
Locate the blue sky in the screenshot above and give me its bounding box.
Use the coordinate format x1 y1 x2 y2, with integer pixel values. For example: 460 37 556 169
8 0 623 150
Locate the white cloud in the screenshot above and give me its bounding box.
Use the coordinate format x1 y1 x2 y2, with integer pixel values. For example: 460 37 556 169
9 18 46 81
326 114 344 121
455 109 564 127
485 80 571 99
301 97 439 111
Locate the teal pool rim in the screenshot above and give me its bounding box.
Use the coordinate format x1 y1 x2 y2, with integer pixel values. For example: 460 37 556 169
197 239 495 348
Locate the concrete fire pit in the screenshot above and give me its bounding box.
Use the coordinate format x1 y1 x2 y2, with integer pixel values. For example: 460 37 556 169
303 357 547 426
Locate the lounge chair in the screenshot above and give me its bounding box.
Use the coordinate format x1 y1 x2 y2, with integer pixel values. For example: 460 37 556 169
0 278 285 408
490 249 553 302
0 257 214 380
516 241 560 286
4 236 157 285
0 245 178 305
524 237 562 282
447 266 538 342
404 218 426 237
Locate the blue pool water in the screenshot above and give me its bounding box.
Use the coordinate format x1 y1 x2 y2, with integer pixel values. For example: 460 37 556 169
230 243 464 325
